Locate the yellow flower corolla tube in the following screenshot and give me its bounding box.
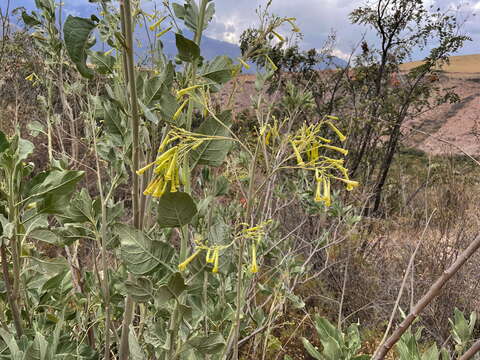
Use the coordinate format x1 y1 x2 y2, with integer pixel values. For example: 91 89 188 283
177 85 203 98
326 121 346 142
291 141 304 165
149 16 167 31
271 30 285 42
250 243 258 273
238 58 250 70
205 248 214 263
265 55 278 71
178 250 202 271
212 248 220 273
323 177 331 206
314 179 323 203
173 99 189 121
156 26 172 38
320 144 349 156
336 178 360 191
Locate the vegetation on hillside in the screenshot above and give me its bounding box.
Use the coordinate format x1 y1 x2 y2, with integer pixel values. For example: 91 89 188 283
0 0 478 359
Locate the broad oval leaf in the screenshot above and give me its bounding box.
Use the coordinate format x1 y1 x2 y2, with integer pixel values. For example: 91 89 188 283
64 16 97 79
115 224 175 275
175 33 200 62
0 130 8 153
191 110 233 167
157 192 197 228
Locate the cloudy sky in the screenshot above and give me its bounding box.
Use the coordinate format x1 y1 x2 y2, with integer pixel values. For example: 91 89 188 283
14 0 480 60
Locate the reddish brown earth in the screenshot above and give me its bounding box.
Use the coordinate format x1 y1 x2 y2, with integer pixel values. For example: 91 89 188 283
403 72 480 155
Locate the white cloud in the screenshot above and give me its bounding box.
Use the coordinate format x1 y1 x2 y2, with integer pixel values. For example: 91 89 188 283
331 48 351 61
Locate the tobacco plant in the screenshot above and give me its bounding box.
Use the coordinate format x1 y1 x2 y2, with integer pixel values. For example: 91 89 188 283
1 0 361 359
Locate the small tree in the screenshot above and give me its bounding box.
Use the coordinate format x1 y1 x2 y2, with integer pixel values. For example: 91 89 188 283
347 0 470 214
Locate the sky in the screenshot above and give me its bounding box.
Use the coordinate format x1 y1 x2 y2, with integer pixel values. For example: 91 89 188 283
11 0 480 61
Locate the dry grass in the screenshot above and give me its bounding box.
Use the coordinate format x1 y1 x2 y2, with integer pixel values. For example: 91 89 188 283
400 54 480 74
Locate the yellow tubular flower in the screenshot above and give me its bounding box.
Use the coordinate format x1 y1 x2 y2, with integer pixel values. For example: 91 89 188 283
173 99 189 121
326 121 347 142
271 30 285 42
178 250 202 271
212 248 220 273
323 177 331 207
205 248 214 263
136 161 156 175
310 143 319 162
238 58 250 70
320 144 349 156
156 26 172 38
144 177 161 195
265 55 278 71
149 16 166 31
152 180 168 197
250 243 258 273
336 178 360 191
314 178 323 203
318 136 332 143
164 150 178 181
290 141 304 166
177 85 202 98
265 130 272 145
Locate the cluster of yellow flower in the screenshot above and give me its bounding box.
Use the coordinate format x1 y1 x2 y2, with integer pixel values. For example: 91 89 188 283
240 220 272 273
136 127 220 197
177 220 272 274
288 117 359 206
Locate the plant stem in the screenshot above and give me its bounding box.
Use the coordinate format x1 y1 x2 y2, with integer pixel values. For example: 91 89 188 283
91 108 112 360
119 0 141 359
459 338 480 360
232 141 260 359
0 244 22 337
372 235 480 360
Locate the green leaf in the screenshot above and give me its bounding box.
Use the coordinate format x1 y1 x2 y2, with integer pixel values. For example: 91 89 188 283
191 111 232 167
173 0 215 34
29 228 64 246
156 272 187 303
115 224 175 275
27 170 85 199
156 86 179 123
64 16 97 79
125 277 154 303
301 337 323 360
27 121 45 137
175 33 200 62
183 333 225 355
22 11 42 27
0 329 23 360
129 325 146 360
89 50 115 74
200 56 234 84
138 100 159 124
157 192 197 228
0 130 8 153
62 188 97 224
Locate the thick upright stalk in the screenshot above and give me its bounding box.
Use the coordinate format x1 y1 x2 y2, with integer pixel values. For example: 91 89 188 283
372 235 480 360
232 142 260 359
91 113 111 360
119 1 141 359
0 244 22 337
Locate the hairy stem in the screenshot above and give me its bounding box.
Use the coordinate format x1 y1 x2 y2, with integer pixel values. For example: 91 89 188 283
119 0 141 358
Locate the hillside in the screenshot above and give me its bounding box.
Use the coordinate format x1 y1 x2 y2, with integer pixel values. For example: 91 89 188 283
400 54 480 73
402 54 480 155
